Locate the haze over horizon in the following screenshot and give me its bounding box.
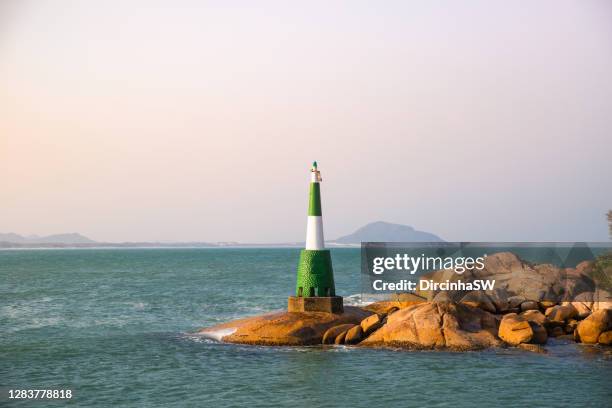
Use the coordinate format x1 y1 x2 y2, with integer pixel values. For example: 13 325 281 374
1 1 611 243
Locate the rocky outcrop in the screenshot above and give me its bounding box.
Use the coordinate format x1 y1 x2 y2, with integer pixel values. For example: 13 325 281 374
198 297 612 349
198 249 611 350
360 302 501 350
198 306 372 346
416 252 598 306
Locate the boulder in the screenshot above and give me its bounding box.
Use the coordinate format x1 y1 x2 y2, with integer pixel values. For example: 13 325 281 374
334 329 350 345
598 331 612 346
487 289 510 313
539 301 556 310
322 324 356 344
548 326 564 338
433 291 455 303
565 319 579 334
592 302 612 312
361 302 501 350
561 301 591 319
198 306 372 346
520 301 539 312
460 291 496 314
508 295 526 309
574 291 594 305
530 323 548 344
591 289 612 312
498 313 534 345
545 304 578 322
360 314 383 336
576 309 612 344
417 253 597 308
345 325 364 344
521 310 547 326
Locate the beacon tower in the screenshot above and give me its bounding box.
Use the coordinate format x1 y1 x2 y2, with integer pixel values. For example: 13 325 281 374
288 162 343 313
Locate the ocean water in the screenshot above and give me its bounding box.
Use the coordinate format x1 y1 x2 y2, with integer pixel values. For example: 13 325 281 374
1 248 610 407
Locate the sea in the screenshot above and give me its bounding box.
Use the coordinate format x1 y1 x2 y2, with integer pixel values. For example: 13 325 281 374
1 248 610 407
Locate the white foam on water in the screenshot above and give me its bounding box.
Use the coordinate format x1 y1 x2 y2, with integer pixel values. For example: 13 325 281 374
344 293 375 306
198 327 237 342
131 302 147 311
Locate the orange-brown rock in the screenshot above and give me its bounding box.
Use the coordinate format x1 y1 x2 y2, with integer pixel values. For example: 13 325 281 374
362 294 425 315
561 301 591 319
591 289 612 312
198 306 372 346
530 323 548 344
334 329 350 345
518 311 549 344
521 310 547 326
360 313 383 336
549 326 564 337
565 319 579 334
387 306 399 316
322 324 356 344
416 253 598 308
499 313 534 345
539 300 556 309
545 304 578 322
508 296 526 309
362 302 401 315
598 331 612 345
345 325 364 344
460 291 496 314
520 301 539 312
361 302 501 350
576 309 612 344
486 289 510 313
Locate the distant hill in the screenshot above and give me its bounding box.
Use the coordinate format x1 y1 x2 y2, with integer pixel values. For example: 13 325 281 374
335 221 443 243
0 232 96 244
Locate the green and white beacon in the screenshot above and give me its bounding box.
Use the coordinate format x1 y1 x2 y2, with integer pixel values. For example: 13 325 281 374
288 161 344 313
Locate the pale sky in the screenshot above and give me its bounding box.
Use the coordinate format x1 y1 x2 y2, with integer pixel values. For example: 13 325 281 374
1 0 611 243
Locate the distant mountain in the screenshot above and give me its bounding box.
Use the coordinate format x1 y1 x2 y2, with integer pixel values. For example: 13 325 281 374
335 221 443 243
0 233 25 242
0 232 96 244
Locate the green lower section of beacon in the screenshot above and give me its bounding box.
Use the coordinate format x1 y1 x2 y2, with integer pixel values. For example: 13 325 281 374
295 249 336 297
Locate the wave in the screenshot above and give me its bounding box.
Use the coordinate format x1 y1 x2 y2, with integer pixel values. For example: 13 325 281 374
197 328 237 342
343 293 374 306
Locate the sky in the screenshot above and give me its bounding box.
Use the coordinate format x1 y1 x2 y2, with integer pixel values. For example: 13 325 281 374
1 0 611 243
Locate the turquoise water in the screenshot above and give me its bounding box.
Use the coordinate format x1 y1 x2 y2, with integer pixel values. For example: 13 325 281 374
1 249 610 407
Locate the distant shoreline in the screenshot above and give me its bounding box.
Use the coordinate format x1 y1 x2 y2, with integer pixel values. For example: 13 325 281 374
0 242 360 250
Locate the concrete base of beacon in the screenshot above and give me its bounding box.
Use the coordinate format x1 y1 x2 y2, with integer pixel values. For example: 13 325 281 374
287 296 344 313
